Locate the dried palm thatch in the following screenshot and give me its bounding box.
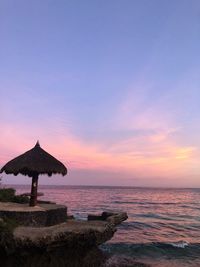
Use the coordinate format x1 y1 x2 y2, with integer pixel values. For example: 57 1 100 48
0 141 67 177
0 141 67 206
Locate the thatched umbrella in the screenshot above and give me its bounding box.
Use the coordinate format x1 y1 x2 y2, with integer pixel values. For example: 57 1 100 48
0 141 67 206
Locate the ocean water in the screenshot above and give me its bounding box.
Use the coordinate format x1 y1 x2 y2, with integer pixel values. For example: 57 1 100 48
15 185 200 267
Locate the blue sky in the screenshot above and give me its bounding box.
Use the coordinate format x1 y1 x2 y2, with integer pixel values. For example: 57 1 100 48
1 0 200 186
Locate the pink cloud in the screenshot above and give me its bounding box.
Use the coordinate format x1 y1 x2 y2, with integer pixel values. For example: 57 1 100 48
0 120 199 185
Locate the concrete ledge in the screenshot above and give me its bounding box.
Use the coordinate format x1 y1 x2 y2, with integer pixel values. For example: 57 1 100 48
0 202 67 226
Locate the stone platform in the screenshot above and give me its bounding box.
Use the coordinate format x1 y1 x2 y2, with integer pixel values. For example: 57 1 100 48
0 209 129 266
12 211 128 251
0 202 67 226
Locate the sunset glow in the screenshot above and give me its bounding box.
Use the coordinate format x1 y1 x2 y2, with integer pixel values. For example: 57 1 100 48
1 1 200 186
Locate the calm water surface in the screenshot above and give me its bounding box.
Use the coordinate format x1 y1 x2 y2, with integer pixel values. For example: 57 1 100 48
15 185 200 267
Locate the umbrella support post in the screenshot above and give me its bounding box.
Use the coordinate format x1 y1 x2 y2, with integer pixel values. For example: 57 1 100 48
29 174 38 207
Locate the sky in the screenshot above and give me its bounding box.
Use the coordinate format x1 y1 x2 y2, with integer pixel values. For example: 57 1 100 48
0 0 200 187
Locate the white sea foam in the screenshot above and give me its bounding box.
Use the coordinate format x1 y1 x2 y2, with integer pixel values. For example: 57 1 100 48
169 241 189 248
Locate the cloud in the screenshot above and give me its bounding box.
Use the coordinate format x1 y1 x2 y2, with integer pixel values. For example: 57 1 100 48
0 116 199 185
1 73 200 186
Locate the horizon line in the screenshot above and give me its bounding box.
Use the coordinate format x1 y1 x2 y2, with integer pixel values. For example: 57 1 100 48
3 183 200 190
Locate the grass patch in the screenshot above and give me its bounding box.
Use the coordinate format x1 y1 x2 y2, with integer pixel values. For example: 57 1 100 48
0 188 29 204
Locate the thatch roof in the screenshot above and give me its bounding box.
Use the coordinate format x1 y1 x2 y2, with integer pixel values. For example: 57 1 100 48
0 141 67 177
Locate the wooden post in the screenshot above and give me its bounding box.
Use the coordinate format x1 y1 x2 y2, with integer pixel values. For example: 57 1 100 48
29 174 38 207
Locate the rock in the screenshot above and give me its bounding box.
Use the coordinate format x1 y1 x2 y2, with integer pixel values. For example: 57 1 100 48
0 211 128 253
0 246 107 267
102 212 116 220
67 214 75 220
13 220 116 250
0 210 128 267
106 212 128 226
88 211 128 226
88 214 103 221
0 202 67 226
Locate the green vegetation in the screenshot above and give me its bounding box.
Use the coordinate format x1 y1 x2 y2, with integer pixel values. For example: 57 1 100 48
0 186 26 251
0 188 15 202
0 187 26 251
0 217 18 250
0 188 29 203
0 217 18 233
13 194 29 204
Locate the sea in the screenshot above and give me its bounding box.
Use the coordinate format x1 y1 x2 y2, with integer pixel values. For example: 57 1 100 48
14 185 200 267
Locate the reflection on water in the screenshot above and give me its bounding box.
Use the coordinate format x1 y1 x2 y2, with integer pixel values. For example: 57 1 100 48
14 185 200 266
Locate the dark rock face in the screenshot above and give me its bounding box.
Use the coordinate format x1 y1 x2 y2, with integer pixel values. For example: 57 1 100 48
45 206 67 226
88 214 103 221
0 209 47 226
0 246 107 267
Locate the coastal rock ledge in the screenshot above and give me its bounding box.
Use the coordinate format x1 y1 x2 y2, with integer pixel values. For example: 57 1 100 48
13 218 118 250
13 211 128 250
0 210 130 266
0 209 151 267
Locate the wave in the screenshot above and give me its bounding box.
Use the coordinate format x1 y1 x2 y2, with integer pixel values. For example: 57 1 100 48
134 213 176 221
168 241 189 248
101 241 200 259
113 201 176 205
119 221 160 230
